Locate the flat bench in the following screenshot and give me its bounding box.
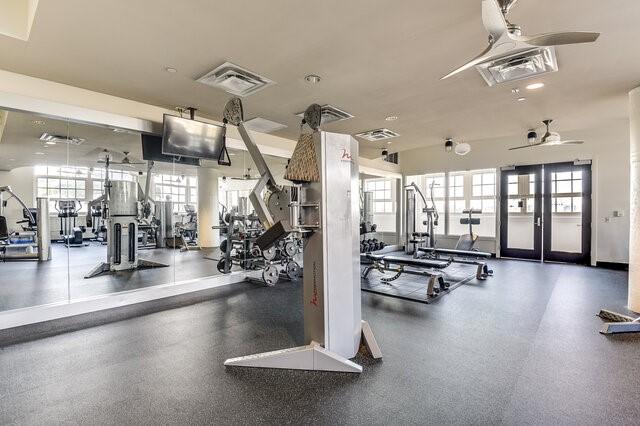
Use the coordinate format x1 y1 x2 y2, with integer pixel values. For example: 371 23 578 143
365 253 450 269
417 247 492 259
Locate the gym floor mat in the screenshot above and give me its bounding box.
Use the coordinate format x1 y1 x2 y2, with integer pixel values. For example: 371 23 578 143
360 260 479 304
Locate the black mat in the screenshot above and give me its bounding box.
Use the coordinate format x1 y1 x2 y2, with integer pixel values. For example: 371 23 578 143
361 257 478 303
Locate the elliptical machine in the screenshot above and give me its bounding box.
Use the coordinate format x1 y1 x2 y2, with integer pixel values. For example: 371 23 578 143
87 203 107 244
55 200 87 247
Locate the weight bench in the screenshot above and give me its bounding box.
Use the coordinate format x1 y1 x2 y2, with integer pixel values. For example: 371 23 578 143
361 253 452 297
417 247 493 280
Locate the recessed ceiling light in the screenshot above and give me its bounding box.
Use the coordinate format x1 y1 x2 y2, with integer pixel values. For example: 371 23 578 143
305 74 321 84
511 88 520 94
164 67 177 73
35 152 44 155
517 97 527 102
45 141 56 145
526 82 545 90
385 116 398 121
9 158 15 161
32 120 45 126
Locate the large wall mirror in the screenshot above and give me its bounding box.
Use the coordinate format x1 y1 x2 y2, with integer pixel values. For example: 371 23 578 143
0 107 291 313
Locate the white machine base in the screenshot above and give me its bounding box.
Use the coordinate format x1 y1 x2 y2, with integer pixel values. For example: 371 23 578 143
598 309 640 334
224 321 382 373
84 258 169 279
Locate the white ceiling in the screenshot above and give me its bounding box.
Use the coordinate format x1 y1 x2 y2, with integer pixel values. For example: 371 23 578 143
0 0 639 158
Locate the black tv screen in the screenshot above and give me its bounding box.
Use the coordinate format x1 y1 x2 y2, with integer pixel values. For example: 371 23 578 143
161 114 226 160
141 134 200 166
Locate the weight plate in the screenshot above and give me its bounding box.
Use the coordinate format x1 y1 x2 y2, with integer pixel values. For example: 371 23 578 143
217 258 230 274
250 245 262 258
284 241 297 257
262 265 279 286
219 239 228 253
285 261 301 280
263 246 276 261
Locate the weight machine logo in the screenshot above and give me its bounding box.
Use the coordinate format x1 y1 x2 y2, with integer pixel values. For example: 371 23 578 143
340 148 353 162
310 262 319 306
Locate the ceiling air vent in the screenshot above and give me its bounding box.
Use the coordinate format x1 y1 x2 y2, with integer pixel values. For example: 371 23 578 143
40 133 86 145
244 117 287 134
295 105 354 125
196 62 275 97
355 128 400 142
476 47 558 86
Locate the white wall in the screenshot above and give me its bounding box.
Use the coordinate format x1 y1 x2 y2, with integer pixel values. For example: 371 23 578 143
400 119 630 264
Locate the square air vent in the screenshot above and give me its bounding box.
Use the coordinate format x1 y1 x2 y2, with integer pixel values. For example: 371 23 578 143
355 128 400 142
196 62 275 97
476 47 558 86
244 117 287 134
295 105 354 125
39 133 86 145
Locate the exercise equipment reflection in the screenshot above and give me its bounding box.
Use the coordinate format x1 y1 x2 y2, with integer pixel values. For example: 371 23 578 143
85 157 168 278
0 186 51 261
55 200 87 247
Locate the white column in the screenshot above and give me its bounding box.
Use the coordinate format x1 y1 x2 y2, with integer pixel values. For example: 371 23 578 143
629 87 640 313
197 167 220 248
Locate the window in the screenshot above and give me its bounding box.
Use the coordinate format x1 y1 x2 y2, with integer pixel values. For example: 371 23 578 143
551 171 582 213
35 165 139 213
154 174 197 213
224 190 251 212
364 179 395 214
406 169 497 238
35 166 89 212
471 171 496 214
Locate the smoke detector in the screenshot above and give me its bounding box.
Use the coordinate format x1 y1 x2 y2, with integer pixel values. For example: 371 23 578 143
196 62 275 97
355 128 400 142
39 133 86 145
476 47 558 87
295 104 353 125
244 117 287 134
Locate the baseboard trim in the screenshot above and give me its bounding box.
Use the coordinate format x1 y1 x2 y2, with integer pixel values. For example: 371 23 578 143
0 271 253 347
596 261 629 271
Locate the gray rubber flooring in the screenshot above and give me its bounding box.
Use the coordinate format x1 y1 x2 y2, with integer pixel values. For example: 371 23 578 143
2 260 640 425
0 244 228 311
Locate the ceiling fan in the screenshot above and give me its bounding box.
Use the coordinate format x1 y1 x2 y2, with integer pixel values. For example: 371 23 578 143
229 167 259 181
94 149 145 166
442 0 600 80
509 119 584 150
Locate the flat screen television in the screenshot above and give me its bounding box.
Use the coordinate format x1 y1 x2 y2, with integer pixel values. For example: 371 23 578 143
141 134 200 166
161 114 226 160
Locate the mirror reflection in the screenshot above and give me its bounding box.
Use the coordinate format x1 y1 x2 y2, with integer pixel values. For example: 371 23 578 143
0 108 291 312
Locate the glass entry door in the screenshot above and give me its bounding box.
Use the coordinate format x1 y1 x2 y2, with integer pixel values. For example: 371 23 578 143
543 162 592 264
500 165 543 260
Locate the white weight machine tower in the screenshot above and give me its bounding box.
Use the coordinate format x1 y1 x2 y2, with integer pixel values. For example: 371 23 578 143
85 158 168 278
222 99 381 373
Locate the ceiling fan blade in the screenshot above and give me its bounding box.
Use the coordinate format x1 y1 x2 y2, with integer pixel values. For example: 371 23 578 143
82 147 111 159
508 142 544 151
441 43 495 80
559 140 584 145
482 0 509 41
519 31 600 47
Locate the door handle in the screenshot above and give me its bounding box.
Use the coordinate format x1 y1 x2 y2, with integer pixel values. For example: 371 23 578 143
536 217 542 226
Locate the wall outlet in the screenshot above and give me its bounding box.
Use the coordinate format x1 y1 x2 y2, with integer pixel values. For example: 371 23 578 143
613 210 624 218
